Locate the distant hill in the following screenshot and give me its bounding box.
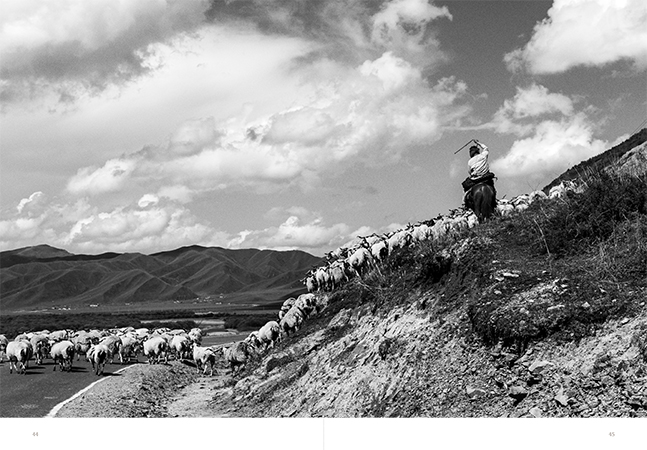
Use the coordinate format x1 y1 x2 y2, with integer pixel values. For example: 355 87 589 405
0 245 322 311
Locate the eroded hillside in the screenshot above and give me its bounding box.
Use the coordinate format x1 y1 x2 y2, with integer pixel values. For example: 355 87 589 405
173 162 647 418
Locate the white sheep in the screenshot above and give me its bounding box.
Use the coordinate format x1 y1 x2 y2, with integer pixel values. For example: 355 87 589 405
192 345 219 376
278 297 296 321
87 343 110 375
328 260 352 291
50 340 75 372
13 333 29 342
371 238 389 264
256 321 281 352
294 293 317 319
529 189 548 203
48 330 68 342
431 218 450 240
223 341 252 375
143 336 168 364
410 223 433 242
465 212 479 228
119 335 142 363
280 307 305 337
30 334 50 365
135 328 150 340
549 183 563 199
304 274 317 293
346 246 374 277
188 328 203 346
6 340 32 374
0 334 8 362
315 266 331 292
170 334 191 361
99 335 122 364
386 228 413 255
496 199 514 217
243 331 262 354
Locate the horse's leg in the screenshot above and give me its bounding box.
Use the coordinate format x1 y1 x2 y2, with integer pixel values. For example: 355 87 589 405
473 187 484 222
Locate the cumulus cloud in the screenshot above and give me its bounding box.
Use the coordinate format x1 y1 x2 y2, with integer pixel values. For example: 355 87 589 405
490 84 575 135
65 51 470 197
66 158 137 195
505 0 647 74
491 113 609 179
230 213 352 252
371 0 451 65
16 191 45 214
1 0 209 103
138 194 160 208
486 84 611 179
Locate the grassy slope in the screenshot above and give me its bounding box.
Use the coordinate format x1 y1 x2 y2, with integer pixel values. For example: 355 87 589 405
207 169 647 417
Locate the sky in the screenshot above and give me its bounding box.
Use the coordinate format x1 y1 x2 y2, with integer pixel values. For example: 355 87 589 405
1 0 646 257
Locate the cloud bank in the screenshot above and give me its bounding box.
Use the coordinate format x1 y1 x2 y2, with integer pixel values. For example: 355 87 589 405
0 194 359 255
490 84 610 179
0 0 209 103
505 0 647 74
66 51 470 198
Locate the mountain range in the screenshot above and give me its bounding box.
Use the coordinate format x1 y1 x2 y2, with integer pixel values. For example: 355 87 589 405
0 245 322 312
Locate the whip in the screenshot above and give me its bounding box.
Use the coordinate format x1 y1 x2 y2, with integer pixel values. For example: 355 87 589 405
454 138 480 154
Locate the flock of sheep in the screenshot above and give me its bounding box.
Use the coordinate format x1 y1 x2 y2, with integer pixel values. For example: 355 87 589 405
300 181 577 295
0 180 581 380
0 327 206 376
225 180 582 372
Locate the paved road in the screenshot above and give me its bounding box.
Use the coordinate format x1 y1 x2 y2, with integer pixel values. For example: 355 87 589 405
0 332 246 418
0 357 139 418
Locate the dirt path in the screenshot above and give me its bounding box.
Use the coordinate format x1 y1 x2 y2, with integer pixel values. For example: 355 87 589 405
165 374 232 417
55 361 198 418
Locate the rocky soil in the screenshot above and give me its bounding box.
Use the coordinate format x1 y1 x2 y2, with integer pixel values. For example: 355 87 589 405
197 297 647 418
56 361 197 418
58 294 646 419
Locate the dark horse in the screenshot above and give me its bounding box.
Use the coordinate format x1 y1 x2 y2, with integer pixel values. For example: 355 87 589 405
471 183 496 222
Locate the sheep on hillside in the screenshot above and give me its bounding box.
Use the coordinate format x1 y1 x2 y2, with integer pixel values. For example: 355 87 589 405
278 297 296 321
280 307 305 338
224 341 252 375
192 345 219 376
257 321 281 352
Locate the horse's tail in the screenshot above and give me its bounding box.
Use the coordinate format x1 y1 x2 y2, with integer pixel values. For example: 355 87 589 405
473 184 495 222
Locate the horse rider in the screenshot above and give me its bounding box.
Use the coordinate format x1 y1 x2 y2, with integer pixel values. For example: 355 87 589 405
462 140 497 211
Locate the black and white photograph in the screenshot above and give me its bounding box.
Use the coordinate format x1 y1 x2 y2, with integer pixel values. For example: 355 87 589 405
1 0 645 447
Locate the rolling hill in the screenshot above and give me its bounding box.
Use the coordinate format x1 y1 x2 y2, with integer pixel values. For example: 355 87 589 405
0 244 323 311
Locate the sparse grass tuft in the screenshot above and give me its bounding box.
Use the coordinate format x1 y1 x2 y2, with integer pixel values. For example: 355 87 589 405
465 170 646 350
520 171 647 257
